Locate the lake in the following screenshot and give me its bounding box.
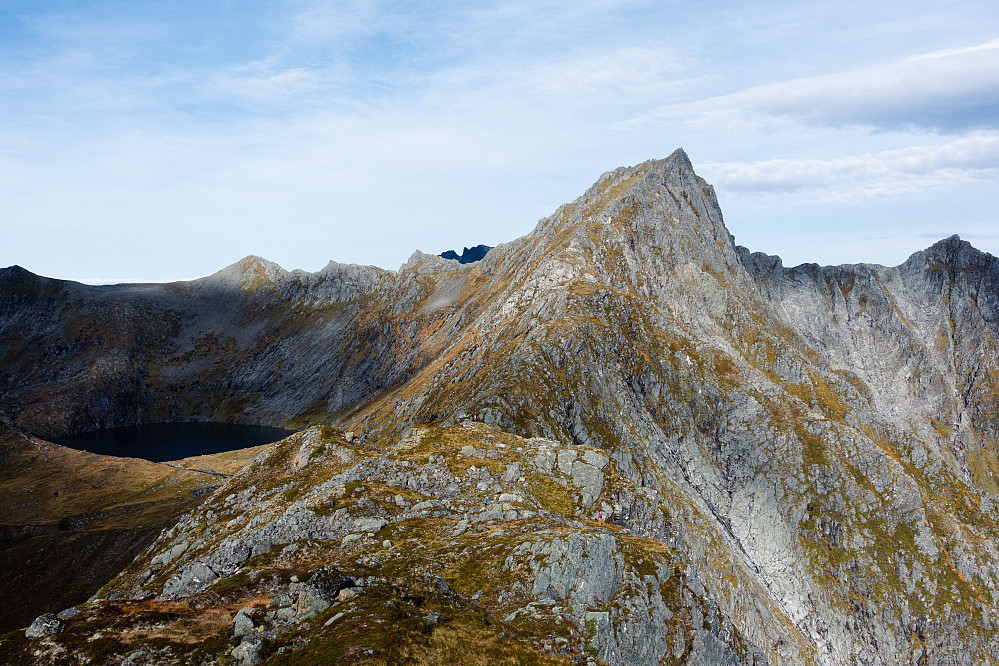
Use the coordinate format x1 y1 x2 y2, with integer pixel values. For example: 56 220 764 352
53 422 293 462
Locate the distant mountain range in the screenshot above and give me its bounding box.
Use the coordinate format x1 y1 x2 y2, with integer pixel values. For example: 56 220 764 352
440 244 493 264
2 149 998 664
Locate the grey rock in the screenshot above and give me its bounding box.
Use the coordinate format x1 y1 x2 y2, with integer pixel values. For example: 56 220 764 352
501 463 521 483
120 648 152 666
530 533 621 608
160 561 218 599
230 638 263 666
570 461 604 508
581 449 609 469
556 449 577 476
150 540 188 567
301 565 354 603
352 516 387 532
25 613 64 638
270 592 294 607
233 606 256 638
533 449 556 474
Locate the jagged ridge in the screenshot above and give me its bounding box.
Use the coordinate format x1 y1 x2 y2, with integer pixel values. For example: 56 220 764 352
2 149 999 664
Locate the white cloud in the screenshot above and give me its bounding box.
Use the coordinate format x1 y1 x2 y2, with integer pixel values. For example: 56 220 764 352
622 38 999 131
699 132 999 200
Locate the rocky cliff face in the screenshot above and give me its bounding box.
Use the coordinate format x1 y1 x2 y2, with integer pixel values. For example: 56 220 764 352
2 149 999 665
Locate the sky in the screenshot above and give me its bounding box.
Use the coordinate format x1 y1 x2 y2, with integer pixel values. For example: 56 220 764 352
1 1 998 283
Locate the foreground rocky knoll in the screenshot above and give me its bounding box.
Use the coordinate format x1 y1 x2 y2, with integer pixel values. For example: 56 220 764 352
2 424 764 664
2 149 999 664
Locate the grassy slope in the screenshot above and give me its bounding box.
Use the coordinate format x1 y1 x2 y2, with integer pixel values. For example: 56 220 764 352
0 420 275 633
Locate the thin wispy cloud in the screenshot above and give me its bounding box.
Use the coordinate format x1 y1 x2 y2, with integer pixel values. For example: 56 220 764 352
622 38 999 132
700 132 999 198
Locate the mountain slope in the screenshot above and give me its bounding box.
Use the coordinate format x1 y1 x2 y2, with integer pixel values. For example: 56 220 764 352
2 149 999 664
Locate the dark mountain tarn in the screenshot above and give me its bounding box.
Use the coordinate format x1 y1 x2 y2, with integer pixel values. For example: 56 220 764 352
53 422 292 462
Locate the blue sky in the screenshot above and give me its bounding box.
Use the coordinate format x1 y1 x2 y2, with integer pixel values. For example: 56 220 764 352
2 1 998 282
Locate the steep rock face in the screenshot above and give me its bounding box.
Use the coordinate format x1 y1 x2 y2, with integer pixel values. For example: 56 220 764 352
3 149 999 663
344 151 999 663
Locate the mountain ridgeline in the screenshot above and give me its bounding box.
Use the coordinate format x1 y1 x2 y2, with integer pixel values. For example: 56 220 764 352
2 149 999 664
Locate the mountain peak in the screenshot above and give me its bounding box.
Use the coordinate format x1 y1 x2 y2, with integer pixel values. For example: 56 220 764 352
0 265 36 282
903 233 996 273
204 255 289 292
440 244 493 264
533 148 735 277
0 265 46 295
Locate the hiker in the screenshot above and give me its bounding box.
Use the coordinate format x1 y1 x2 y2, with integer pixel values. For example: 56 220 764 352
484 496 488 506
598 511 603 525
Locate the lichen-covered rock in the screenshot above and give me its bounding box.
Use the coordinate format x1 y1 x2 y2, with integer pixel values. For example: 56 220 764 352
233 606 256 638
230 637 263 666
160 561 218 599
285 565 356 621
25 613 64 639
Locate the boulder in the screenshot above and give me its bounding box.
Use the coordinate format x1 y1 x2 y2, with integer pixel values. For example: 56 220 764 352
233 606 256 638
292 565 356 620
352 517 388 533
230 638 263 666
25 613 64 638
120 648 152 666
501 463 521 483
161 561 218 599
581 449 609 469
150 540 189 567
533 448 556 474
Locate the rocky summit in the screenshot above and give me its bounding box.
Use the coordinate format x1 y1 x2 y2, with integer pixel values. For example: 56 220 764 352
2 148 999 665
